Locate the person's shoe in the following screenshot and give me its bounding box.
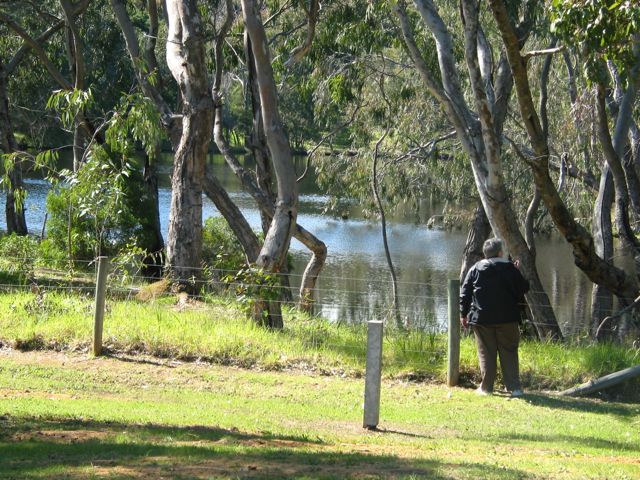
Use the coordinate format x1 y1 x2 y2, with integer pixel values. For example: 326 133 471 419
475 387 492 396
510 389 524 398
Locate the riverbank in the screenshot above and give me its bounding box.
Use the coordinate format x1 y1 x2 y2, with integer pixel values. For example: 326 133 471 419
0 289 638 398
1 347 639 479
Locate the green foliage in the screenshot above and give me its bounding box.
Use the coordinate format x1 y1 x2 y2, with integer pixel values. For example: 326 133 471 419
0 287 639 396
549 0 640 82
42 86 165 262
37 238 68 270
111 242 154 286
222 267 282 321
202 217 248 275
45 156 156 261
0 233 38 284
106 93 164 160
46 89 95 130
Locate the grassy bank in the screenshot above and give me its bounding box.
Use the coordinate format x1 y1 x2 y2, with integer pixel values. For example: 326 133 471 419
0 349 639 479
0 290 638 395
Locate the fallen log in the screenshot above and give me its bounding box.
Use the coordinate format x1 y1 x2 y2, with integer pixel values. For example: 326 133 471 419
559 365 640 397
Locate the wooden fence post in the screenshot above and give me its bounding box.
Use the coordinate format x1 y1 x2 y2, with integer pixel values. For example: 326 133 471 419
92 256 109 357
363 320 383 430
448 279 460 387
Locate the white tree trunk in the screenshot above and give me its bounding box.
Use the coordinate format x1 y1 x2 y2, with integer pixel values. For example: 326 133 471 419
241 0 298 327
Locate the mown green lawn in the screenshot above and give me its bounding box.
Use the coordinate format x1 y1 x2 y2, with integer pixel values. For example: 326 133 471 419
1 349 638 479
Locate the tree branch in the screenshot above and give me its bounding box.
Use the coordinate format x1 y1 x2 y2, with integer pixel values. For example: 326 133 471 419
522 46 564 61
284 0 319 68
0 10 72 89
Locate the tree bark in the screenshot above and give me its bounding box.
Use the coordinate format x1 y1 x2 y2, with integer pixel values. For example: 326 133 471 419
630 121 640 223
243 34 294 304
372 129 402 328
594 84 639 258
110 0 176 132
244 34 275 235
59 0 87 171
591 167 615 338
560 364 640 397
459 202 491 283
203 169 261 263
165 0 213 287
524 187 541 258
142 148 165 277
241 0 299 328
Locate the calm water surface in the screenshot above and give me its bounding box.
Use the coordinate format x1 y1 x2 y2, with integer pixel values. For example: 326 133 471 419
0 155 593 334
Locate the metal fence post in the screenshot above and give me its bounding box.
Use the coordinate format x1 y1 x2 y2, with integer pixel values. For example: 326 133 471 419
363 320 383 430
93 256 109 357
448 279 460 387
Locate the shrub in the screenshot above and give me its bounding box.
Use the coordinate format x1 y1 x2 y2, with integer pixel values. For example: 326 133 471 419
202 217 248 277
0 233 38 284
45 156 161 262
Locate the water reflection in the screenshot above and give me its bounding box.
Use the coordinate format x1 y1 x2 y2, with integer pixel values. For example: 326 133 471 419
0 156 594 335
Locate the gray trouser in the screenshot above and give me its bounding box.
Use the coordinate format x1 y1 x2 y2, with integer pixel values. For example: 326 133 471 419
472 322 521 392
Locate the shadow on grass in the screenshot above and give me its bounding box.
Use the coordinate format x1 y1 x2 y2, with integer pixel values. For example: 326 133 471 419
522 393 637 418
0 415 321 445
0 415 535 480
498 431 638 453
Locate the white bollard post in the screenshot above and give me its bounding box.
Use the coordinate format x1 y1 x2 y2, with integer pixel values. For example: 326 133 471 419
448 279 460 387
363 320 383 430
93 256 110 357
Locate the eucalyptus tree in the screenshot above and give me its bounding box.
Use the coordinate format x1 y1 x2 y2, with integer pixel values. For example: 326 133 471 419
210 0 327 314
161 0 215 286
112 0 262 288
484 0 639 300
543 0 640 336
393 0 562 338
112 0 324 322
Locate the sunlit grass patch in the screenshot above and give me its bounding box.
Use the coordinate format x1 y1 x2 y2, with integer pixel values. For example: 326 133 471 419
0 350 639 479
0 289 638 394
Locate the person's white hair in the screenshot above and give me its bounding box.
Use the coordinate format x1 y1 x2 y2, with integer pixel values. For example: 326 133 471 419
482 238 503 259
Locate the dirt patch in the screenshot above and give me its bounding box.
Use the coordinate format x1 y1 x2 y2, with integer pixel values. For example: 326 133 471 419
9 428 109 443
0 388 78 401
61 454 437 479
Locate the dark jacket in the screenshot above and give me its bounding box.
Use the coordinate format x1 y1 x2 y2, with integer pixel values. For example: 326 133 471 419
460 258 530 325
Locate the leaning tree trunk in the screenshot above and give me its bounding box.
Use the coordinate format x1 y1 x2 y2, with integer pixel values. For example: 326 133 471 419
461 0 562 339
630 122 640 217
244 34 294 303
394 0 562 338
595 84 640 261
244 34 275 235
241 0 298 328
165 0 213 287
0 66 27 235
488 0 639 302
213 1 324 314
203 169 261 263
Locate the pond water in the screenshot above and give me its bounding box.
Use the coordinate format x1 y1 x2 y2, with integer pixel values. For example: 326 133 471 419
0 154 594 335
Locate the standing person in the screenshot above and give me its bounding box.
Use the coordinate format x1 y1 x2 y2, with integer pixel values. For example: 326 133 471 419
459 238 529 397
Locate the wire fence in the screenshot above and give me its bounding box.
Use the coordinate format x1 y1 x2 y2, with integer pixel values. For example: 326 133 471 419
0 255 632 342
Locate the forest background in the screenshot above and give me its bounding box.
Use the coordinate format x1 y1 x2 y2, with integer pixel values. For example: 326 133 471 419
0 0 640 345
